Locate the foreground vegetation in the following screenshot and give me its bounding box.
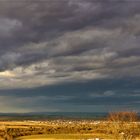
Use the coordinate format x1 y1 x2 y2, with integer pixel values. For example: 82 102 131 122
16 134 113 140
0 112 139 140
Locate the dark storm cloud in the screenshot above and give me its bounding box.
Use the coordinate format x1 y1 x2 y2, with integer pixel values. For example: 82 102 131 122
0 0 140 67
0 0 140 112
0 77 140 112
1 77 140 100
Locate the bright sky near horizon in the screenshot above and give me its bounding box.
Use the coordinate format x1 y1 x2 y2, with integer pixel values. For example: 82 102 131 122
0 0 140 113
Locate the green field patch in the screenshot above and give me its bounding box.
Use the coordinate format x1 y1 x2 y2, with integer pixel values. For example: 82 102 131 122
16 134 112 140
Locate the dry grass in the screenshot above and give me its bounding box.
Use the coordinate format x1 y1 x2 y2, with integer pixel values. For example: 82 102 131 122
0 120 139 140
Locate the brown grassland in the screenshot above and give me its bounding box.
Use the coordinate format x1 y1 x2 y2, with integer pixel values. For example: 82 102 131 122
0 112 139 140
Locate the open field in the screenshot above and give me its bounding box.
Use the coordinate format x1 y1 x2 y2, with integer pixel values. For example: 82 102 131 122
16 134 140 140
16 134 113 140
0 119 139 140
0 112 140 140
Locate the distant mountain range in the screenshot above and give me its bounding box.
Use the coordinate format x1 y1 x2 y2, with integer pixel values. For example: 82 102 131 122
0 112 109 120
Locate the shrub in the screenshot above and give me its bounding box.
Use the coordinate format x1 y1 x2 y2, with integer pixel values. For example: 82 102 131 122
107 111 138 140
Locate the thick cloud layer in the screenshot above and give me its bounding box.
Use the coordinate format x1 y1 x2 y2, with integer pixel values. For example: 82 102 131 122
0 0 140 112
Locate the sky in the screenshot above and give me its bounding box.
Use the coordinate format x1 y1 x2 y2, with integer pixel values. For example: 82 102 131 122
0 0 140 113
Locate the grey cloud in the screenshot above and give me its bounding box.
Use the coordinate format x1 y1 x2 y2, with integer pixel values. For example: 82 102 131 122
0 77 139 112
0 0 140 46
0 52 21 71
0 0 140 112
0 0 140 89
0 18 22 37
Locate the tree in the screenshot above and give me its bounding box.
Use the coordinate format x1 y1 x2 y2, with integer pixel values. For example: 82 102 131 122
107 111 138 140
